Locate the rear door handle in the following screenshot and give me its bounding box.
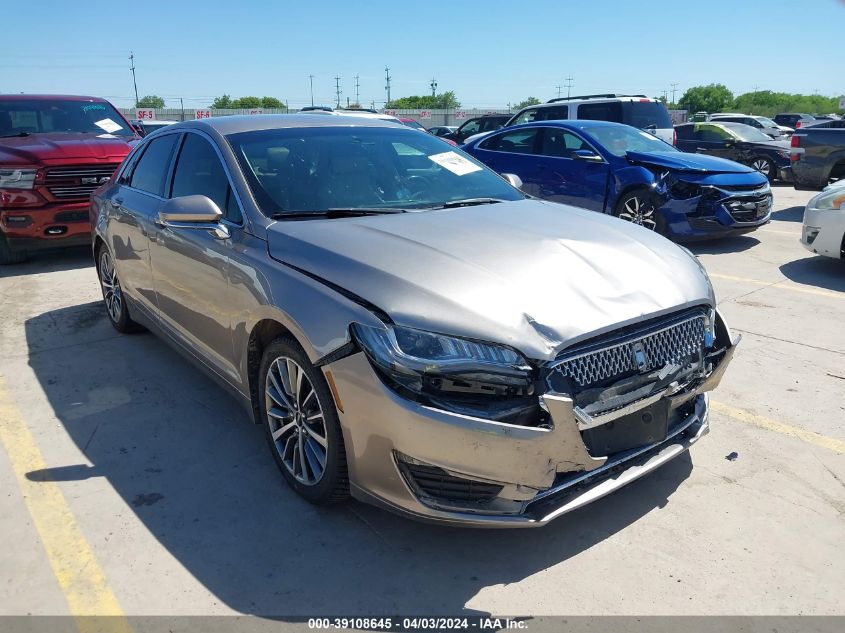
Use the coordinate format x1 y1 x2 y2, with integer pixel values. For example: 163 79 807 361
110 197 124 207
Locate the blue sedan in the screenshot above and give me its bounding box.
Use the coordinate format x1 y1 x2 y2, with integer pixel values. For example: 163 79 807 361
461 120 772 240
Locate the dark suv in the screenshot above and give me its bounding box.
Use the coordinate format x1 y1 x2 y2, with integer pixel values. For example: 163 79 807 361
443 114 510 144
0 95 138 264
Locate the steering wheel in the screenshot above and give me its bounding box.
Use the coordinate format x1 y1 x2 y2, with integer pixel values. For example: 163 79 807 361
402 175 435 200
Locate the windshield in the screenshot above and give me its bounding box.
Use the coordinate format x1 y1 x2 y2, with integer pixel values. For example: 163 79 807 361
0 99 135 137
757 117 778 127
718 122 773 143
582 125 676 157
227 126 524 216
621 101 673 129
402 120 426 130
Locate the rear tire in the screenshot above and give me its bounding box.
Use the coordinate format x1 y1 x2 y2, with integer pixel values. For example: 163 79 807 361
0 234 29 265
259 337 349 505
96 245 142 333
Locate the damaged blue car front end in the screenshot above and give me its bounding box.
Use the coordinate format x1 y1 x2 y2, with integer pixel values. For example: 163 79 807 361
621 151 772 241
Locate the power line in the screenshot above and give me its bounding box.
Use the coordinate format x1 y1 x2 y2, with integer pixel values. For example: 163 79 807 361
670 82 679 105
555 84 562 98
564 76 574 99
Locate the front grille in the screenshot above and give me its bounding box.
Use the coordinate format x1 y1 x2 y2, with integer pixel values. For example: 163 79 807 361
399 461 503 504
553 312 707 388
45 164 119 200
725 195 772 223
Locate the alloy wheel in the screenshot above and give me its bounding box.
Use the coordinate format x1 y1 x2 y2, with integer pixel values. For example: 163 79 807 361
99 250 123 323
751 158 772 177
265 356 328 485
619 195 658 230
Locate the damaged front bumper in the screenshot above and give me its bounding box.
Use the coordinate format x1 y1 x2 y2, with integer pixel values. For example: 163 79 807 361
326 311 739 527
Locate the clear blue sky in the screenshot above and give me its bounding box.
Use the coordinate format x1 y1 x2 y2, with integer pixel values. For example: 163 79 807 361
2 0 843 109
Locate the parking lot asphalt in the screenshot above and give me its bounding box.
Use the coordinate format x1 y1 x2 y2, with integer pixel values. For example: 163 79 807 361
0 186 843 619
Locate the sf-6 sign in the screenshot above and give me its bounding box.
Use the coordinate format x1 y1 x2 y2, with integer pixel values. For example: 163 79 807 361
135 109 155 120
195 109 212 119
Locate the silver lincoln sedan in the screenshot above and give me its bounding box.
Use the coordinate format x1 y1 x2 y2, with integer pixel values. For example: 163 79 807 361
91 114 739 527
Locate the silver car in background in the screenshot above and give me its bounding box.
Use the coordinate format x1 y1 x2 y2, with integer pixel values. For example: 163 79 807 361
91 115 739 527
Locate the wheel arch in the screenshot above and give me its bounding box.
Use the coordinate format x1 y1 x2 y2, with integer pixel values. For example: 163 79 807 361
246 318 299 424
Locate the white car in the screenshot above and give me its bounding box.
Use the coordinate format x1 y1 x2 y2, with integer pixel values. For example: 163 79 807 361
801 179 845 259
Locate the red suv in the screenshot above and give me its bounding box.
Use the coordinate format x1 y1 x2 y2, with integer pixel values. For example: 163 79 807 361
0 95 139 264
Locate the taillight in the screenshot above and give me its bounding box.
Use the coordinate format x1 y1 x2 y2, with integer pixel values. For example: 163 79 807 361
673 129 677 146
790 135 800 161
795 121 801 128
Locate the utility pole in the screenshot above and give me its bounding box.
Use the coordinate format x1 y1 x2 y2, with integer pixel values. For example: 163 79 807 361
384 66 392 106
670 82 679 106
564 76 574 98
309 75 314 107
355 74 360 106
430 78 437 98
334 76 342 108
129 52 139 106
555 84 562 98
180 97 184 122
661 90 668 103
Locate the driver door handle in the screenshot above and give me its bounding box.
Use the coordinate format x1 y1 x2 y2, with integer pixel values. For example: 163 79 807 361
110 197 124 208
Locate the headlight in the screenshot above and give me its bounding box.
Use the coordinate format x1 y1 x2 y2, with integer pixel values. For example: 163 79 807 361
351 323 539 423
809 187 845 211
0 168 37 190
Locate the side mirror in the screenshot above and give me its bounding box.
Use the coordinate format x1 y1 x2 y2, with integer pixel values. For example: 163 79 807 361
501 173 523 189
157 195 229 239
572 149 603 162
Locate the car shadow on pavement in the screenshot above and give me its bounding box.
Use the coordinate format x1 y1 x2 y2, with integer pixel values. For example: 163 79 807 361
770 205 804 223
686 235 760 255
24 302 694 618
779 256 845 293
0 246 92 279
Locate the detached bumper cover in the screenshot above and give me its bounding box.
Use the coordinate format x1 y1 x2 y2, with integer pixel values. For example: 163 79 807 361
327 328 739 527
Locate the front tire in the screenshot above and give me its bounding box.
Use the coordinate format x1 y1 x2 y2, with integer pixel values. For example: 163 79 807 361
259 337 349 504
750 156 776 182
0 233 28 265
97 246 141 333
614 189 665 234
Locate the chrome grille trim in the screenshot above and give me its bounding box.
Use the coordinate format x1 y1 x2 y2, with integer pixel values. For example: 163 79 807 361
551 312 707 388
45 164 119 200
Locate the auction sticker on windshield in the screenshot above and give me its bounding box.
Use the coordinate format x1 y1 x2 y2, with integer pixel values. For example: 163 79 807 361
94 118 123 134
429 151 482 176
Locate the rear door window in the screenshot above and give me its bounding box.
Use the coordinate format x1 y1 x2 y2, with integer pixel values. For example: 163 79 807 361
537 128 587 158
621 101 672 128
674 125 694 141
577 102 623 123
511 109 540 125
129 133 179 196
458 119 481 136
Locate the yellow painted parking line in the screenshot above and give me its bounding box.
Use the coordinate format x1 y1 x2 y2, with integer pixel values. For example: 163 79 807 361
708 273 843 300
711 400 845 454
0 376 132 633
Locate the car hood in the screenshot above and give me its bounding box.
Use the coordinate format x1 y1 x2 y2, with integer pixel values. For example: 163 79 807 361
0 132 135 166
266 199 714 361
738 139 790 151
626 150 753 173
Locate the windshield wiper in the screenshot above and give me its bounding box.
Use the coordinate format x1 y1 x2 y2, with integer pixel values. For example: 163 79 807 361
436 198 506 209
0 132 30 138
271 208 408 220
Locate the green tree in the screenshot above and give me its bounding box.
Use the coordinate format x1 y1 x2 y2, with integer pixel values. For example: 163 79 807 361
733 90 842 117
387 91 460 109
231 96 262 108
210 94 233 109
677 84 734 114
514 97 541 110
259 96 285 109
136 95 165 109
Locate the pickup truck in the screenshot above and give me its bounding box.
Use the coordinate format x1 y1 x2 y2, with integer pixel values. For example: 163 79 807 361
790 127 845 190
0 95 138 264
